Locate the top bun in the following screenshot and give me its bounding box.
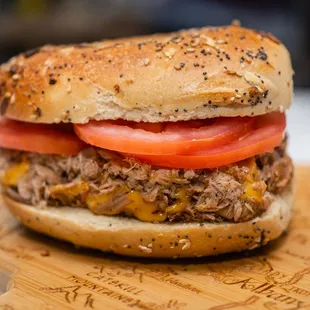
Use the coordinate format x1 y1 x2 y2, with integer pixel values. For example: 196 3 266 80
0 25 293 124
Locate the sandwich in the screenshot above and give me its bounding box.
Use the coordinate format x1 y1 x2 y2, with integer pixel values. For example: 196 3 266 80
0 25 294 258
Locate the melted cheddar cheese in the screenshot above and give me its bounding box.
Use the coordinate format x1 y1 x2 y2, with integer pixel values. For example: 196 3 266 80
241 159 266 204
86 188 188 222
49 182 90 204
2 162 29 187
86 187 128 215
125 191 167 222
166 190 188 214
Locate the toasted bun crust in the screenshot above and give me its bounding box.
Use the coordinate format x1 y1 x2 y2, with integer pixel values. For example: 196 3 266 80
0 25 293 123
3 185 293 258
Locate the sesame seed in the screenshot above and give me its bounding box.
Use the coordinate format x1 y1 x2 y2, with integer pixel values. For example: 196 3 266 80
163 48 176 59
170 36 183 43
67 84 72 93
190 39 200 47
12 74 20 81
143 58 150 66
186 47 195 53
174 62 185 70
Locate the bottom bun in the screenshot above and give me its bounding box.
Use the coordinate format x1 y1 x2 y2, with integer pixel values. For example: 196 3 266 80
3 185 293 258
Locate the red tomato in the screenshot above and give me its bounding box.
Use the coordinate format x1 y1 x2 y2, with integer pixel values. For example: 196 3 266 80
74 117 254 155
0 117 85 155
130 112 286 169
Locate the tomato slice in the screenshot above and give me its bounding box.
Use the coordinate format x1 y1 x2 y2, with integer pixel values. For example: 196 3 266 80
74 117 254 155
0 117 86 155
129 112 286 169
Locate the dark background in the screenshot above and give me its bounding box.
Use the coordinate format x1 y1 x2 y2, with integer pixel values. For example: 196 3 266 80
0 0 309 86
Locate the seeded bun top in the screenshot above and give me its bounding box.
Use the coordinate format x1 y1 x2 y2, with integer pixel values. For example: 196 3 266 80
0 25 293 124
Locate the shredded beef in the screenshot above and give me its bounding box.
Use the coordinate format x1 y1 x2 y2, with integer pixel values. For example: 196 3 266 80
256 138 293 193
0 139 293 223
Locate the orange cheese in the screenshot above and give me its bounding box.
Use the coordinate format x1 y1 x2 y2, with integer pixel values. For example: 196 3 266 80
2 162 29 187
241 159 266 204
86 188 188 222
49 182 90 204
166 190 188 214
125 191 167 222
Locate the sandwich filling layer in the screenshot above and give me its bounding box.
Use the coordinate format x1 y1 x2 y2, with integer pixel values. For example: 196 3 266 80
0 139 292 223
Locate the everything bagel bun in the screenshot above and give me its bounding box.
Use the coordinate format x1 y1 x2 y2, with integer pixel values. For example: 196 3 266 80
3 183 293 258
0 25 293 124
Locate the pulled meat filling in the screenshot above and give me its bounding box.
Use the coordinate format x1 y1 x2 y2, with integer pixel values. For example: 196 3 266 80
0 139 293 223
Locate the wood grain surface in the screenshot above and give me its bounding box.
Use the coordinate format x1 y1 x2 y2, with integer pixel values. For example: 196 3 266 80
0 167 309 310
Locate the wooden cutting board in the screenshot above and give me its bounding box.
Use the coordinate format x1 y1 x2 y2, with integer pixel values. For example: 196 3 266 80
0 167 309 310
